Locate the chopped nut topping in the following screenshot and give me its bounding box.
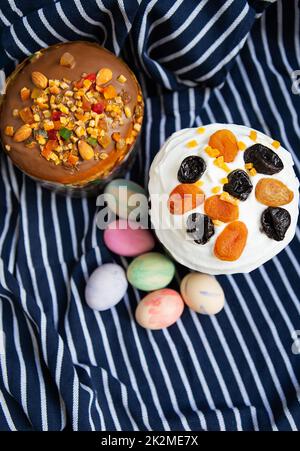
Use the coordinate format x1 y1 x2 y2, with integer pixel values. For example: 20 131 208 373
20 87 31 101
60 52 75 68
5 125 14 136
117 74 127 83
9 65 143 168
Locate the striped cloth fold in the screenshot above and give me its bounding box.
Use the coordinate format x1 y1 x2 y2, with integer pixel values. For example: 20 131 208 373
0 0 300 431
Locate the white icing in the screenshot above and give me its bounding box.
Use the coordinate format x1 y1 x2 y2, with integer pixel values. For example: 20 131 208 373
148 124 299 275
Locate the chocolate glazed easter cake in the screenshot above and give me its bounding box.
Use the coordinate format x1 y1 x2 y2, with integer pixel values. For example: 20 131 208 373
0 41 144 195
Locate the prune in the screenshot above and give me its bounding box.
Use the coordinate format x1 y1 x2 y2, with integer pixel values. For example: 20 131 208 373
186 213 214 244
177 156 206 183
244 144 283 175
223 169 253 201
261 207 291 241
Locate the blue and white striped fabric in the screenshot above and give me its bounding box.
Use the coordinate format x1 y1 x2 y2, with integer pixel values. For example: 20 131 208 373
0 0 300 431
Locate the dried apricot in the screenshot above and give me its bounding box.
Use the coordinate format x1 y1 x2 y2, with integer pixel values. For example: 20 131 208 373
214 221 248 261
204 195 239 223
208 129 238 163
168 184 205 215
255 178 294 206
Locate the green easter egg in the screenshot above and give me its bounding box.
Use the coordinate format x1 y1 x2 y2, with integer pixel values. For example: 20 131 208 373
127 252 175 291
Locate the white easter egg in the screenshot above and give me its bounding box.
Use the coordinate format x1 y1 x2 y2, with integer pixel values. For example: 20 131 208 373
85 263 128 311
180 273 224 315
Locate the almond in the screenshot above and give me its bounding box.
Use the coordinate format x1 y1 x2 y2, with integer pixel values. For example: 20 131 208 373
13 124 32 142
78 140 94 160
31 71 48 89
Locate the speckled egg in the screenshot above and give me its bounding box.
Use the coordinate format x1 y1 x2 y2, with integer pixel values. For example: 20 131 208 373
180 273 224 315
85 263 128 311
135 289 184 330
104 178 148 219
127 252 175 291
104 219 155 257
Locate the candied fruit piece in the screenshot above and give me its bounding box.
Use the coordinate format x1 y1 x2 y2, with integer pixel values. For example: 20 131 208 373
223 169 253 201
19 107 34 124
204 195 239 223
98 133 111 148
103 85 117 99
47 129 58 140
84 72 96 82
82 97 91 112
177 155 206 183
96 68 113 85
92 102 105 114
261 207 291 241
186 213 214 244
51 111 63 121
168 184 205 215
41 140 58 160
186 139 197 148
60 52 75 68
20 87 30 101
214 221 248 261
255 178 294 207
4 126 14 136
208 129 238 163
67 154 79 166
244 144 283 175
238 141 246 150
272 140 280 149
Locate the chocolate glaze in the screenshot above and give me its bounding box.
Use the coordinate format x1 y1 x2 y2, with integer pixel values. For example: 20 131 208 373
0 41 142 185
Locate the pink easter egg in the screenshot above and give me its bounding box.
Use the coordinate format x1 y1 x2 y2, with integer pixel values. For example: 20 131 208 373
104 219 155 257
135 289 184 330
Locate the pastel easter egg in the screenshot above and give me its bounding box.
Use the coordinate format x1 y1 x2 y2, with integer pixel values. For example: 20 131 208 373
104 219 155 257
104 178 148 219
127 252 175 291
136 289 184 330
180 273 224 315
85 263 128 311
